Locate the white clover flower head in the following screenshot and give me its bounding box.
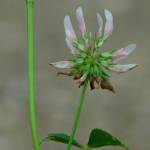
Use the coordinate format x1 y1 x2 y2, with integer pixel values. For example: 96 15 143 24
50 7 137 92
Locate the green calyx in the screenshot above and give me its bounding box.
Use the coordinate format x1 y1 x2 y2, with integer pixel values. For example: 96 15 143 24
69 32 115 81
70 50 112 80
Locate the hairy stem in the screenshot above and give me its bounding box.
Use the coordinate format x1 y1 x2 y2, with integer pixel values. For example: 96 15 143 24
67 80 88 150
26 0 40 149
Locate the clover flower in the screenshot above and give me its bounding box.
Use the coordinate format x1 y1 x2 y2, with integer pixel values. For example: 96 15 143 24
50 7 137 92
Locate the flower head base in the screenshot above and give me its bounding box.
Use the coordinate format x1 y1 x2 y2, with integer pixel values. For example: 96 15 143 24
50 7 137 92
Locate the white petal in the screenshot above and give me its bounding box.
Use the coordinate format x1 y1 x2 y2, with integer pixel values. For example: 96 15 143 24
104 9 113 39
64 16 76 41
76 7 86 36
79 73 88 82
96 13 103 38
65 38 78 55
110 64 137 73
50 61 73 69
112 44 136 62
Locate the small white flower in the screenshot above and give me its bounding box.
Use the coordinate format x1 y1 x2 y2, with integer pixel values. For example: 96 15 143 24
64 16 77 41
112 44 136 62
109 64 137 73
50 61 73 69
96 13 103 38
64 16 78 55
65 38 78 55
104 9 113 39
79 73 88 82
76 7 86 36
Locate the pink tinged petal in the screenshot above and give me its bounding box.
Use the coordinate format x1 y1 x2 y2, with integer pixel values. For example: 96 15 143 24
65 38 78 55
50 61 73 69
64 16 77 41
96 13 103 38
76 7 86 36
104 9 113 39
112 44 136 62
110 64 137 73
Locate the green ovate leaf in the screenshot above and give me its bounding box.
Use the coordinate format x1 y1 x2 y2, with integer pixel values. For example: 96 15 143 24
87 128 129 150
40 133 83 148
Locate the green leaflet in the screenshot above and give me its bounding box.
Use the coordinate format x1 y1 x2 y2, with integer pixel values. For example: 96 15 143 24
41 129 129 150
40 133 83 148
87 128 129 150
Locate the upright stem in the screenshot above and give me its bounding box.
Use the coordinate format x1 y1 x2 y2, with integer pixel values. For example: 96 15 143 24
67 80 88 150
26 0 40 150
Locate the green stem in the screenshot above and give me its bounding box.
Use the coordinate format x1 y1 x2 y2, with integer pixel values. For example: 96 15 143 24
67 80 88 150
26 0 40 149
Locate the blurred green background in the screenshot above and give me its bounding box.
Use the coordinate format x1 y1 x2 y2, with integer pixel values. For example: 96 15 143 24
0 0 149 149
